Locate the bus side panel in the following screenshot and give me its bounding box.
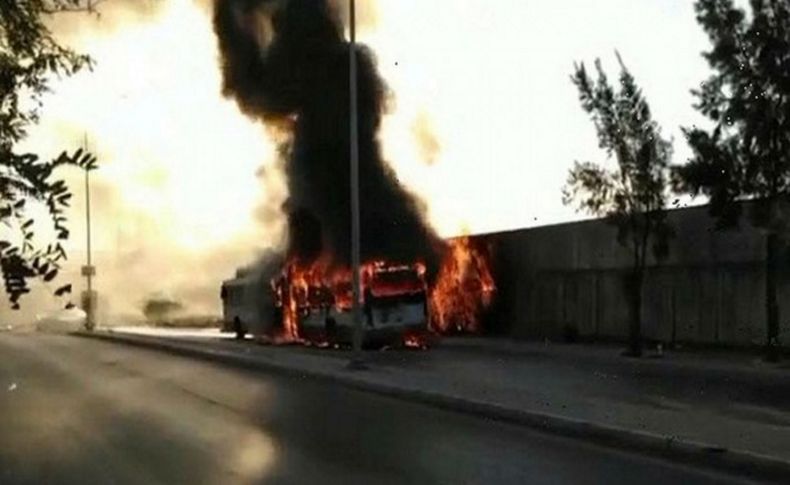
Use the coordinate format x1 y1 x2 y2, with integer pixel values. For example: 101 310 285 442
245 276 277 336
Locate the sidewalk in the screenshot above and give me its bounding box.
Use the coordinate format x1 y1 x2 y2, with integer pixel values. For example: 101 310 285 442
78 329 790 482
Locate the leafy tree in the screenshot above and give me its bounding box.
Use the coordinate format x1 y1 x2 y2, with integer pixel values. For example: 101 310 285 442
142 296 184 325
1 1 102 309
563 54 673 357
674 0 790 358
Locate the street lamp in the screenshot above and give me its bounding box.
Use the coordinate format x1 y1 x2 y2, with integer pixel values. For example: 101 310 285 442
348 0 365 369
80 134 96 331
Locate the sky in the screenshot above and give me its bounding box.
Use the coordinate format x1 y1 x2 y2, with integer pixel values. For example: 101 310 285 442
369 0 720 235
12 0 746 321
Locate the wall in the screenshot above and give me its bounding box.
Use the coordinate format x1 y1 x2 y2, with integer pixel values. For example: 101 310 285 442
479 204 790 347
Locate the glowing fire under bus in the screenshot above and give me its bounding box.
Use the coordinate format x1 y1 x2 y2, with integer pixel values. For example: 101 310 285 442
221 237 496 346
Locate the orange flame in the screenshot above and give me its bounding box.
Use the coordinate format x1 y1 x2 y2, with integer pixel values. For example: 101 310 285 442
272 257 429 342
270 236 496 342
402 332 430 350
429 236 496 334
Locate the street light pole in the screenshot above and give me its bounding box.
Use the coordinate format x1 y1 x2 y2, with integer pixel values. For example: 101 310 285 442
348 0 365 368
85 165 93 328
82 134 96 331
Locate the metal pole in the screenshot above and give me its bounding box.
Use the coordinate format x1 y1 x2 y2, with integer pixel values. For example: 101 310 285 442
84 136 94 331
349 0 364 368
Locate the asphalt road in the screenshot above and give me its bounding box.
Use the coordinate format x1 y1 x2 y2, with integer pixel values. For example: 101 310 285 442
0 333 754 485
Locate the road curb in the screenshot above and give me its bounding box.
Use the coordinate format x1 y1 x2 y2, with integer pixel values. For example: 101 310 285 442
74 331 789 483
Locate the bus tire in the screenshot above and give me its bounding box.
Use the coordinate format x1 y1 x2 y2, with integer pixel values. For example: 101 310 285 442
233 317 245 340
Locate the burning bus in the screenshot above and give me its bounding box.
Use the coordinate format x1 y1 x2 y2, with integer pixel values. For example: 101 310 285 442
279 261 430 347
221 260 432 347
221 237 496 347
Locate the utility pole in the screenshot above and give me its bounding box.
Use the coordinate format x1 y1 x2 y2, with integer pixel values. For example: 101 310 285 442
81 134 96 331
348 0 365 369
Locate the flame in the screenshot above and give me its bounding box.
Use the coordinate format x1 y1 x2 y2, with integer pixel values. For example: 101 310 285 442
271 257 429 342
274 256 346 343
429 236 496 334
268 236 495 344
402 332 431 350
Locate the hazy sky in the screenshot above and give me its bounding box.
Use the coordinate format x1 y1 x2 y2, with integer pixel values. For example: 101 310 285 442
16 0 745 319
368 0 722 235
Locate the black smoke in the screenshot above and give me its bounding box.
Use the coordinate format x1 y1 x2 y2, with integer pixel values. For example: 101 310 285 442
213 0 444 273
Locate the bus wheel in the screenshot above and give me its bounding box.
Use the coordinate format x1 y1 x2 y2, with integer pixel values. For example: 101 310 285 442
325 317 337 343
233 317 245 340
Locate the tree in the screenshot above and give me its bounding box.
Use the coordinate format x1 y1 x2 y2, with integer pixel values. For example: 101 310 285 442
563 54 673 357
674 0 790 359
142 296 184 325
1 1 103 309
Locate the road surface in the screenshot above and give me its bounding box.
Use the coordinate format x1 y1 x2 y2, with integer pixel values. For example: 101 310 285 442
0 333 755 484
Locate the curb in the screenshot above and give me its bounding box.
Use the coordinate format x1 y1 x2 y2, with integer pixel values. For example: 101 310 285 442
74 331 789 483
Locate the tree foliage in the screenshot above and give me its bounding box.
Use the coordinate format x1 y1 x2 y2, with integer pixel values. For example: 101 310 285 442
675 0 790 230
674 0 790 352
564 54 674 266
0 0 102 308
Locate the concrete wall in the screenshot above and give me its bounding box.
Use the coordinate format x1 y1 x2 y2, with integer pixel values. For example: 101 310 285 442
480 204 790 347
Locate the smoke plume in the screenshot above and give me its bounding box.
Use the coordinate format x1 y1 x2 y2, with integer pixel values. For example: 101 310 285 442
6 0 279 325
412 111 441 166
213 0 444 273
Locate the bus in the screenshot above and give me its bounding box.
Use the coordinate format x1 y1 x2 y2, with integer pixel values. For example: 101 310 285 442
222 262 432 347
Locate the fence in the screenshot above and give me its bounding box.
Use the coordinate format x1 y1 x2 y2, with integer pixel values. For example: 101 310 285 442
478 204 790 347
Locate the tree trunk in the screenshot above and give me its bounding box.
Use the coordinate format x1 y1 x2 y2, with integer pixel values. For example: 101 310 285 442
626 268 644 357
670 284 677 348
765 232 780 360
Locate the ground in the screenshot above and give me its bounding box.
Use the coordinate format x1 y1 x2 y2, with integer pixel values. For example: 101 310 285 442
0 333 753 484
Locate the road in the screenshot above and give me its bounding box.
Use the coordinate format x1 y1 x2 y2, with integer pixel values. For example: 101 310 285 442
0 333 754 485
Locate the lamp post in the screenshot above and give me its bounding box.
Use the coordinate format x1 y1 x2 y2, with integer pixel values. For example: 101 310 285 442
81 134 96 331
348 0 365 369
